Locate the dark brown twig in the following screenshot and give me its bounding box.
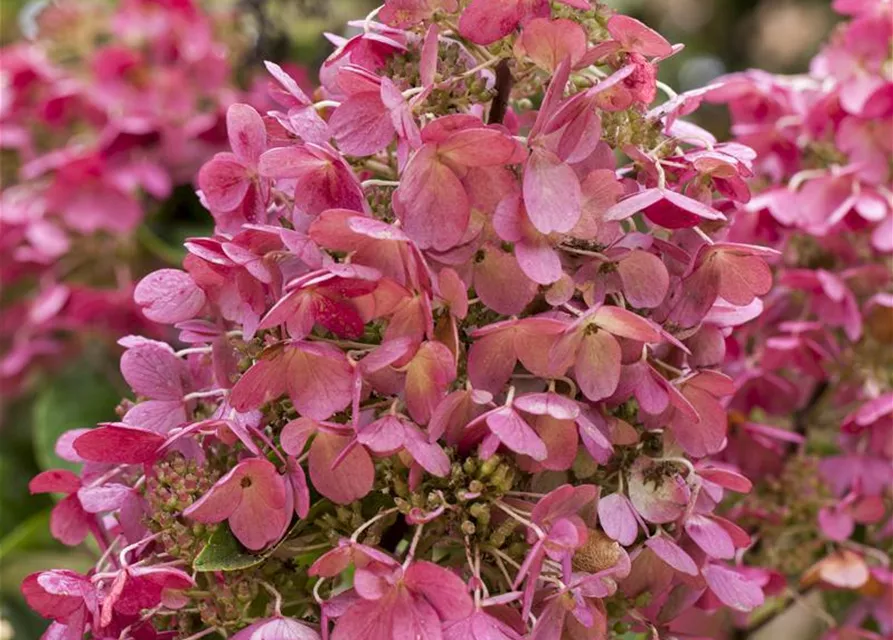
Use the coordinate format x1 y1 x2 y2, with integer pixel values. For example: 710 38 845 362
488 59 513 125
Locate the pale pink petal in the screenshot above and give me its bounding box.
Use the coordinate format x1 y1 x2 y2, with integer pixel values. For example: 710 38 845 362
518 18 588 71
597 493 638 546
685 515 735 559
120 343 186 400
523 148 581 234
486 407 548 461
575 331 621 401
606 15 673 58
702 564 765 612
645 534 698 576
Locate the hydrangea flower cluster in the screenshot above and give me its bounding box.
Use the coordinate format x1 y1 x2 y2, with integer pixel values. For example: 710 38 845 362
22 2 779 638
710 0 893 635
0 0 244 396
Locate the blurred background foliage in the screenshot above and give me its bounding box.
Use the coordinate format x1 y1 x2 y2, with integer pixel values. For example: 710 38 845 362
0 0 837 637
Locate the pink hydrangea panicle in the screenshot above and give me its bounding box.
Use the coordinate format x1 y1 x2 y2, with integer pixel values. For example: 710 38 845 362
19 1 793 637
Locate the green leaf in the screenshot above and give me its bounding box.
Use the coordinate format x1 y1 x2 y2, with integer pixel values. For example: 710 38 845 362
32 362 121 472
0 510 51 563
193 527 266 572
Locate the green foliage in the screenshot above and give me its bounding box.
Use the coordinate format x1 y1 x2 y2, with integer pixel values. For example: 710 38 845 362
194 526 269 572
32 359 122 473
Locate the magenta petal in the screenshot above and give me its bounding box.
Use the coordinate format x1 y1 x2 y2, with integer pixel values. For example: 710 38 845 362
523 148 581 234
29 470 80 495
486 407 548 461
50 495 92 546
73 424 165 464
198 153 249 212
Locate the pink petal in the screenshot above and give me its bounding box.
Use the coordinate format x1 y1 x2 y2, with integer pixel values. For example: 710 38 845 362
518 18 588 71
134 269 206 324
329 92 395 156
77 484 132 514
616 250 669 309
50 495 92 546
474 245 538 315
73 424 165 464
120 343 186 401
644 534 698 576
486 407 548 461
575 331 621 401
592 305 663 343
394 144 469 250
29 470 80 495
685 515 735 559
358 415 407 453
309 432 374 504
402 425 451 477
197 153 249 212
404 341 456 424
513 392 580 420
597 493 638 546
227 103 266 166
818 507 855 542
230 354 289 413
439 128 521 167
458 0 531 45
702 564 765 612
182 462 245 523
515 237 563 285
405 560 475 621
669 384 727 458
606 15 673 58
522 148 581 234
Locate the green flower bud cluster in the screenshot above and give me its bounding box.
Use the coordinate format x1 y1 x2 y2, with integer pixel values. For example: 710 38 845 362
145 451 221 563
